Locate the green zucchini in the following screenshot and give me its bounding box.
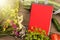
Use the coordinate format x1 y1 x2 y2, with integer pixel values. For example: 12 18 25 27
52 18 60 32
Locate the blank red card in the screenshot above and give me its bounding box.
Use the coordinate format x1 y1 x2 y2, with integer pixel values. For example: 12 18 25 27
28 4 53 35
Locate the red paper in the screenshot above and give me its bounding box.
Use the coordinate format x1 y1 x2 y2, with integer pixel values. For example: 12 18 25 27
28 4 53 35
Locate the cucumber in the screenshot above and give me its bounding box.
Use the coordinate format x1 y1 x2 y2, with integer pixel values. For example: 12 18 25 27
23 0 60 11
52 18 60 32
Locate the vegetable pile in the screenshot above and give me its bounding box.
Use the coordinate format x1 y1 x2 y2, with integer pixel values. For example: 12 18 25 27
25 27 50 40
23 0 60 10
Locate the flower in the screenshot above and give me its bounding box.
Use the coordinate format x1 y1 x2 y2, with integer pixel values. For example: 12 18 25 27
14 30 19 36
10 20 17 29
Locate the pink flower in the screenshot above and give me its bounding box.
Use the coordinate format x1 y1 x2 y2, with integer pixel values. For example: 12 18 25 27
10 20 19 36
10 20 17 29
14 30 19 36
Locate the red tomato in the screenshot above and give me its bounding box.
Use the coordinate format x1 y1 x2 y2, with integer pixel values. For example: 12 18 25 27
50 33 58 40
58 34 60 40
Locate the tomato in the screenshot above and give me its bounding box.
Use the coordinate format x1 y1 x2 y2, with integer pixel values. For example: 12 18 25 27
50 33 58 40
58 34 60 40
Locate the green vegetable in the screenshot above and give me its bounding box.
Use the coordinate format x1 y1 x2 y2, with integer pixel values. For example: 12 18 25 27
52 18 60 32
25 28 50 40
23 0 60 10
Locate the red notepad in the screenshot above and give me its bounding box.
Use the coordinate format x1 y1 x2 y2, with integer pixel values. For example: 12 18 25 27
28 4 53 35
